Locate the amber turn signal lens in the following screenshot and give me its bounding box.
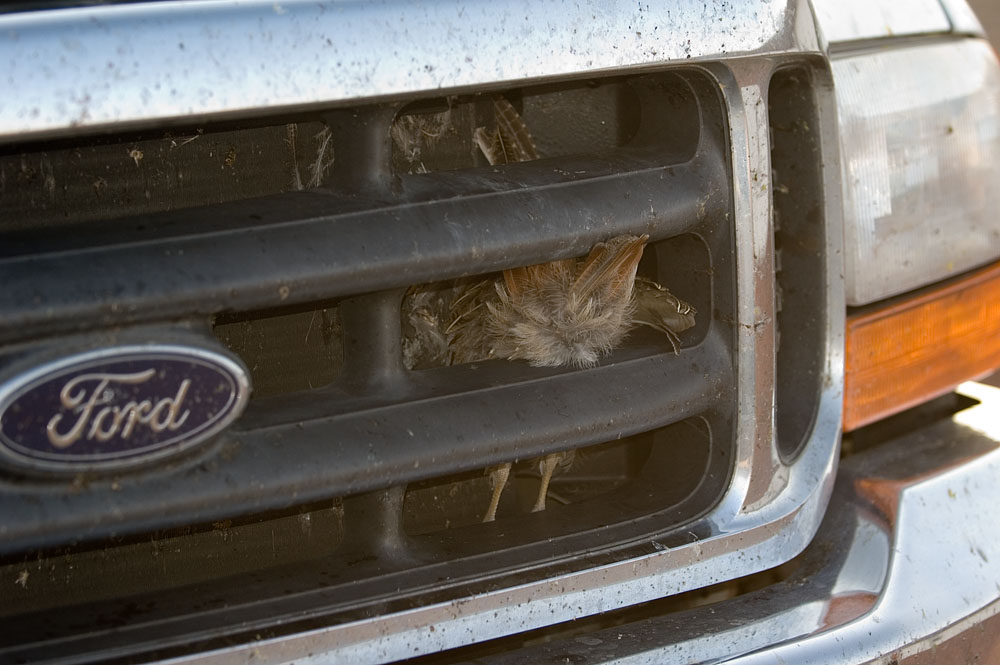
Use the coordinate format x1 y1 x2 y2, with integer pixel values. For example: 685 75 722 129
844 261 1000 432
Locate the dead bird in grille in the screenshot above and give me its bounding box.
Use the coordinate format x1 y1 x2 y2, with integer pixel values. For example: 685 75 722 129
401 95 697 521
401 284 453 371
448 232 647 522
448 233 648 368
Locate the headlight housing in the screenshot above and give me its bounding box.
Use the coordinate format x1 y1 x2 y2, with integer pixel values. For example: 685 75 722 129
835 38 1000 428
835 39 1000 307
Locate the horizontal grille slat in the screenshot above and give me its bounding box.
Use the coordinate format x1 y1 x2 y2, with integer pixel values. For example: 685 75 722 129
0 146 728 345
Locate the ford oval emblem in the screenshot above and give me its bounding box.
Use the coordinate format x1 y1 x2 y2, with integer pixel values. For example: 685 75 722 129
0 345 251 471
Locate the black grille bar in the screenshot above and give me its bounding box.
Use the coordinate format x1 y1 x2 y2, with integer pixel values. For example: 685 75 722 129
0 329 731 554
0 146 727 345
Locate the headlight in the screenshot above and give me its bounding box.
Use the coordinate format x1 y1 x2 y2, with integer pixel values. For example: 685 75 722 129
836 38 1000 429
835 39 1000 306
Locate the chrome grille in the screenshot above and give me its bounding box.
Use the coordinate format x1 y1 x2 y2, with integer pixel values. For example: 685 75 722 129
0 2 845 663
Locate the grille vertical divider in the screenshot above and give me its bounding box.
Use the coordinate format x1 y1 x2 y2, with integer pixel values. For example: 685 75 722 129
342 485 414 564
326 105 399 195
339 288 415 562
339 289 411 395
328 105 415 561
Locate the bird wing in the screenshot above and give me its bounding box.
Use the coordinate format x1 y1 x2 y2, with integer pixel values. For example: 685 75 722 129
503 258 576 298
502 266 529 297
570 234 649 301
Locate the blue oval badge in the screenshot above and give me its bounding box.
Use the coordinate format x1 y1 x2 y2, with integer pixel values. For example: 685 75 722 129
0 345 250 471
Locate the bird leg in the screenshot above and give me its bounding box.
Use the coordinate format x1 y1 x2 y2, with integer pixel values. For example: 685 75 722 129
475 98 533 525
483 463 511 522
532 453 562 513
631 276 697 355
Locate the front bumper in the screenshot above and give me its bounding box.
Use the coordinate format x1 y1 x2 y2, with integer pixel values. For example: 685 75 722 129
452 381 1000 664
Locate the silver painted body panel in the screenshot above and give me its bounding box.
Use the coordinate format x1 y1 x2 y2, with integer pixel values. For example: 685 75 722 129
0 0 796 142
939 0 987 34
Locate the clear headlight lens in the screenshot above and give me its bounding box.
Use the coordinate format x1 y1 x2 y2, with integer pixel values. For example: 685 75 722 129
834 39 1000 306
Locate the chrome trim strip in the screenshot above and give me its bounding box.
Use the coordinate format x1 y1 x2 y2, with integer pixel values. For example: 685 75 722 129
0 0 795 141
165 481 835 665
160 42 847 665
938 0 987 35
721 57 783 516
810 0 950 43
732 381 1000 664
427 383 1000 665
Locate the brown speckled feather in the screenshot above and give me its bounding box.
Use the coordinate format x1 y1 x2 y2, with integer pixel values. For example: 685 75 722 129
448 234 649 368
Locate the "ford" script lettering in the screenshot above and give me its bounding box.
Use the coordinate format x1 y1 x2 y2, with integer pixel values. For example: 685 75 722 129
46 370 191 449
0 344 250 471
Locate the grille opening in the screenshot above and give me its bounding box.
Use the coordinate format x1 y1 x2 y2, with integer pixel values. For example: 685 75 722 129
402 234 709 371
403 418 711 535
0 118 336 233
0 498 345 619
213 301 344 399
635 232 712 347
1 71 700 233
0 418 720 640
390 72 698 175
769 64 827 461
0 414 724 662
391 97 478 174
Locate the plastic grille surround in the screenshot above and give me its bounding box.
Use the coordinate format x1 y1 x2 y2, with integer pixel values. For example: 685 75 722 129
0 69 754 663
